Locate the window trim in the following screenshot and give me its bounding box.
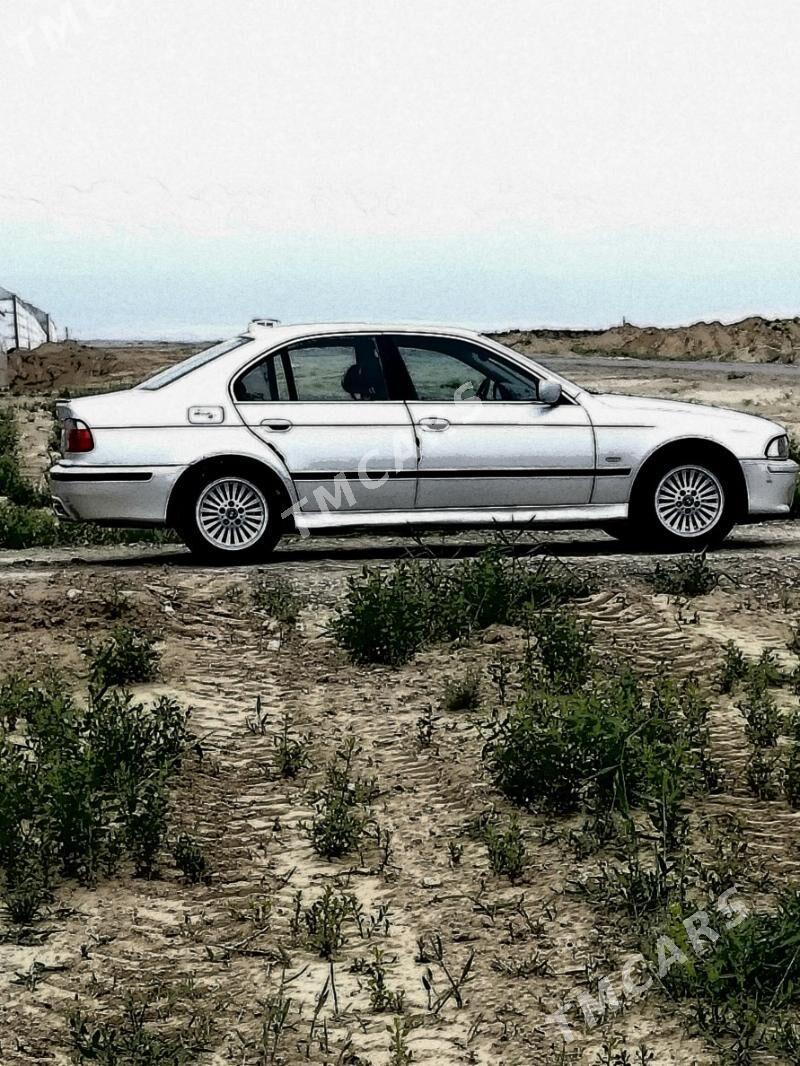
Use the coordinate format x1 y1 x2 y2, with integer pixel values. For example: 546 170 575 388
228 328 579 405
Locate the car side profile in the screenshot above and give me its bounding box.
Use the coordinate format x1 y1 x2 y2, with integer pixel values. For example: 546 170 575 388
49 321 799 561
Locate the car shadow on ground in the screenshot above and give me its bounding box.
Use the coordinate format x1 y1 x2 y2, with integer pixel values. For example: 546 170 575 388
79 526 797 569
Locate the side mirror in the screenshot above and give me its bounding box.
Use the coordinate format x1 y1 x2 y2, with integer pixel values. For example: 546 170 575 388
538 380 562 405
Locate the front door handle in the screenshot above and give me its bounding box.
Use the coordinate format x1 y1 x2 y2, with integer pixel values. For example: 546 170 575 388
260 418 293 432
418 416 451 432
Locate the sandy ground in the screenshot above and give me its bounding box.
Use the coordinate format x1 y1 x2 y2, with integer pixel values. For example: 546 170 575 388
1 523 800 1065
1 348 800 1063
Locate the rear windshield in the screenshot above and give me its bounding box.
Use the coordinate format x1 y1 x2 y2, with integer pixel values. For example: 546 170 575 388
138 336 250 390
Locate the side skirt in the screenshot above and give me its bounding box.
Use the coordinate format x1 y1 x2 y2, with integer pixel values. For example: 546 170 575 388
295 504 628 532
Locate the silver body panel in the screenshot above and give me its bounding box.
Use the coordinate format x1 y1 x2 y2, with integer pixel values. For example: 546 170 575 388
48 321 799 533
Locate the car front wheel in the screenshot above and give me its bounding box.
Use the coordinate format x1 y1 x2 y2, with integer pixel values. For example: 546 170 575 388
633 457 736 550
180 472 281 562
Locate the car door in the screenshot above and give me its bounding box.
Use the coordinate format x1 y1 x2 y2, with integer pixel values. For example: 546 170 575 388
232 333 417 513
385 334 595 510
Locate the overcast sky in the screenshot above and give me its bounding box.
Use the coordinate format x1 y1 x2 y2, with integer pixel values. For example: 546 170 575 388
3 0 800 339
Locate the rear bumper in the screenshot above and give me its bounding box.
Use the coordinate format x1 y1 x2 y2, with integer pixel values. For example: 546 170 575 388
49 464 184 524
741 458 799 517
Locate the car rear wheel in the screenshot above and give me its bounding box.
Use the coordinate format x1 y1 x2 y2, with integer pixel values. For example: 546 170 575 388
633 457 736 550
180 472 281 562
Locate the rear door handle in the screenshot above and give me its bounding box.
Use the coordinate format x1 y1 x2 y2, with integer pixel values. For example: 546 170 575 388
260 419 293 432
418 416 451 432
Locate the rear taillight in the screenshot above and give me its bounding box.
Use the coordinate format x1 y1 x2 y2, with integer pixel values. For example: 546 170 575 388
63 419 94 453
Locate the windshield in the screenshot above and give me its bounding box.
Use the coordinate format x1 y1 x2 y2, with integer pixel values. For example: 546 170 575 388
138 336 250 390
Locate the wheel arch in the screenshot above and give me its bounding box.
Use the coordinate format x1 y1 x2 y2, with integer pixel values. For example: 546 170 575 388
631 438 748 519
166 454 296 531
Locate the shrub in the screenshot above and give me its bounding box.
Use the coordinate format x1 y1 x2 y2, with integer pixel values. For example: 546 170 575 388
0 676 191 901
579 852 679 919
1 847 52 926
0 410 48 508
719 643 785 706
329 562 430 666
739 687 782 748
484 670 710 835
527 608 594 693
745 747 781 800
649 552 718 597
87 625 159 692
718 641 748 694
331 547 590 665
0 502 58 549
660 889 800 1047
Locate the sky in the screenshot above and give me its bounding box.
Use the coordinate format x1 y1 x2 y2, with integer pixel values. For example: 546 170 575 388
2 0 800 339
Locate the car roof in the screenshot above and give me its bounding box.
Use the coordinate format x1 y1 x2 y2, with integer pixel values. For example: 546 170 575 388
243 321 487 343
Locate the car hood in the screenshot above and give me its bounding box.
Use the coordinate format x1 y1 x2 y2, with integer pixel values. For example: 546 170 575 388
588 392 783 433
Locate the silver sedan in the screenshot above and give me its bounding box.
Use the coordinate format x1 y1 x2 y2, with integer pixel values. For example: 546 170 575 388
49 321 799 561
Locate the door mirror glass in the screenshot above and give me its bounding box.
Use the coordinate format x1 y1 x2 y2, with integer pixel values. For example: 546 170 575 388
538 381 562 405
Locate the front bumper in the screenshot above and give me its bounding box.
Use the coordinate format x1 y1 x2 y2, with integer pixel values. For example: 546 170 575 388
741 458 799 517
49 464 184 524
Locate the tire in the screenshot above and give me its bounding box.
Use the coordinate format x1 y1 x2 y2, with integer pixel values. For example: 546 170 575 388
177 469 282 563
631 454 736 551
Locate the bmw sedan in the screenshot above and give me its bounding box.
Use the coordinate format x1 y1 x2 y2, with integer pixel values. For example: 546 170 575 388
49 321 799 561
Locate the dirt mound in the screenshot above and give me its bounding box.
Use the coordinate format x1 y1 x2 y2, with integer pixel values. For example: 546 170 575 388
492 315 800 364
7 340 200 395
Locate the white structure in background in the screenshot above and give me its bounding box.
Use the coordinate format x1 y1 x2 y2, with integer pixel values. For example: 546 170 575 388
0 286 63 389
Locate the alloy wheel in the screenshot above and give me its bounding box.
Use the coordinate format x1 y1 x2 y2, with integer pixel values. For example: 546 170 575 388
654 465 724 538
196 477 269 551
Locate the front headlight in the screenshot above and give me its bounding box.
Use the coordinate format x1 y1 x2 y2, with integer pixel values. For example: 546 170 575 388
766 434 790 459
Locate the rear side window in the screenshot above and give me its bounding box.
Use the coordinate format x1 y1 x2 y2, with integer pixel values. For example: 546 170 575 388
233 336 388 402
139 336 250 390
234 352 290 401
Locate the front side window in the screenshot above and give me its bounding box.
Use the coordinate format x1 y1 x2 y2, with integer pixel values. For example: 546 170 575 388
233 336 388 402
390 336 540 402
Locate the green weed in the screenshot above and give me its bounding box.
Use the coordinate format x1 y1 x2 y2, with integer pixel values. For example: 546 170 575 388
272 715 312 779
484 814 526 881
649 552 719 597
87 625 159 692
250 574 304 626
441 671 481 712
306 739 377 859
173 833 211 885
298 885 361 958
